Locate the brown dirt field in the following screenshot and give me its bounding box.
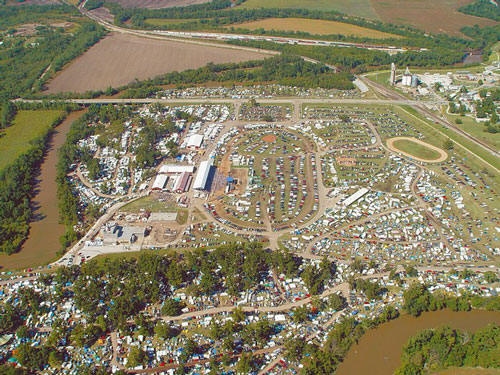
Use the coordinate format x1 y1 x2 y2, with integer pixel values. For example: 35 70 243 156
105 0 209 8
371 0 497 36
230 168 248 195
262 134 277 143
46 33 268 93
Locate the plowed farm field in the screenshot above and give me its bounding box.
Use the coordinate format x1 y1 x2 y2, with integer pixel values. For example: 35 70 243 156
46 33 268 93
371 0 497 36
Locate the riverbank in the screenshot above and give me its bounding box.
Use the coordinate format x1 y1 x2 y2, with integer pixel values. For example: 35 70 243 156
0 110 85 270
336 309 500 375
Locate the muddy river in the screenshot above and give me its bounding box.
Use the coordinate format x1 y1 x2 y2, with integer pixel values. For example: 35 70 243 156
0 110 84 270
336 309 500 375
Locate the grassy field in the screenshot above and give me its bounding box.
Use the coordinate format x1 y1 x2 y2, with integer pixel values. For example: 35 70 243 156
445 113 500 151
392 139 442 160
238 0 379 19
229 18 402 39
0 110 64 173
121 195 188 224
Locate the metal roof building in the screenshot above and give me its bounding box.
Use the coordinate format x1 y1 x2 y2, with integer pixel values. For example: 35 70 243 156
174 172 191 193
193 159 213 190
159 165 195 174
152 174 168 191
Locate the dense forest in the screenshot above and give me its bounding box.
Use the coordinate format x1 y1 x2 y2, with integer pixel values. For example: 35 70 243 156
227 40 465 72
459 0 500 21
396 324 500 375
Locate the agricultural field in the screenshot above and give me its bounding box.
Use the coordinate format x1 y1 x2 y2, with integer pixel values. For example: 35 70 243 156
239 0 379 20
0 109 64 172
104 0 210 8
230 18 403 39
46 33 268 93
371 0 497 36
239 0 497 36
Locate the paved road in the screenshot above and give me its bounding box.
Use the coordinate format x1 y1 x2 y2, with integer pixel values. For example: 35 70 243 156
16 97 432 106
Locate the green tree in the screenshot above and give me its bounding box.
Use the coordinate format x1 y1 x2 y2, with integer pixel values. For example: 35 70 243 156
403 283 432 317
127 347 148 368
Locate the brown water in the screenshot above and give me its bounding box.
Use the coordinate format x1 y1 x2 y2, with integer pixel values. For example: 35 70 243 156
336 310 500 375
0 110 85 270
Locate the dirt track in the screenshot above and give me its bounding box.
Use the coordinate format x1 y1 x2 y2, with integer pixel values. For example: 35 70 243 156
46 33 268 93
386 136 448 163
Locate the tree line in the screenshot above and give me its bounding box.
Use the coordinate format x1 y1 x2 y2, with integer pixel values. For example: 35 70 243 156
227 40 465 72
0 109 69 254
396 324 500 375
459 0 500 21
118 55 354 98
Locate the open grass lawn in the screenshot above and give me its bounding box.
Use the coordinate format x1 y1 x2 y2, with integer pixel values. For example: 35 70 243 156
392 139 442 160
121 195 176 213
238 0 379 19
121 195 188 224
229 18 402 39
0 110 64 173
446 113 500 151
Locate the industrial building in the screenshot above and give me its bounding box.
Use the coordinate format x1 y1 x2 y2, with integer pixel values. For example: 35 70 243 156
174 171 191 193
152 174 168 191
159 165 195 174
193 159 213 190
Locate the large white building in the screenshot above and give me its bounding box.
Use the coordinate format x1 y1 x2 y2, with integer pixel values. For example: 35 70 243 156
193 159 213 190
152 174 168 191
159 165 195 174
342 188 369 207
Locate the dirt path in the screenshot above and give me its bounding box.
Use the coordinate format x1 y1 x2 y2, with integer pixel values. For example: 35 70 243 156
386 136 448 163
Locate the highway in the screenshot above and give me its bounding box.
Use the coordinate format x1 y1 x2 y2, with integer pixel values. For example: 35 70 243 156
17 97 435 106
